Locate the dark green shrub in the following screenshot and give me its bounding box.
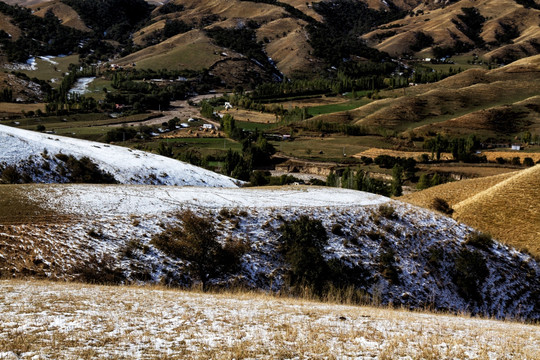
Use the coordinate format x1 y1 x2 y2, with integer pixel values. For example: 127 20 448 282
219 208 233 219
465 232 493 250
378 248 400 284
55 153 69 162
331 223 344 236
151 210 247 289
523 157 534 167
0 165 21 184
279 215 329 292
71 254 126 285
453 249 489 303
427 246 444 269
378 204 397 220
431 197 454 215
66 156 117 184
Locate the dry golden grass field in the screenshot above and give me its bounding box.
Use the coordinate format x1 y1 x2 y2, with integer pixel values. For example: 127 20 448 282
0 102 45 116
30 0 91 32
399 172 518 209
0 280 538 359
354 147 453 161
453 165 540 256
219 108 277 123
481 151 540 163
118 30 223 71
416 164 519 178
401 165 540 256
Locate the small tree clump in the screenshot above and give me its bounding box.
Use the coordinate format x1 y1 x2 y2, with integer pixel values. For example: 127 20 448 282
378 204 397 220
523 157 534 167
453 249 489 303
279 215 329 293
431 197 454 215
0 165 21 184
464 232 493 250
151 210 248 289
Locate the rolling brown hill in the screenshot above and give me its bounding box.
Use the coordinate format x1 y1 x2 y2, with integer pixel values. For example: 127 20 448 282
306 55 540 138
123 0 319 77
399 165 540 256
452 164 540 256
29 0 91 32
0 12 21 40
363 0 540 61
118 29 223 71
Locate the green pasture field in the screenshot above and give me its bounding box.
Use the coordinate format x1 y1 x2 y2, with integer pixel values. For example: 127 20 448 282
84 78 112 100
235 120 277 131
1 113 158 141
16 55 79 85
270 135 390 162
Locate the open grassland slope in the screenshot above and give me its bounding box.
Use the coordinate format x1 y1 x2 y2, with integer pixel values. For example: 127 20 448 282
0 184 538 320
400 165 540 256
453 164 540 256
30 0 91 32
0 279 538 359
122 0 318 76
118 29 223 70
418 95 540 136
341 57 540 135
399 171 518 209
173 0 286 23
257 17 322 77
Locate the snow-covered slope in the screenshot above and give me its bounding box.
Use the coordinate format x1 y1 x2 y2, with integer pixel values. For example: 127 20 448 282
1 184 538 320
0 124 239 187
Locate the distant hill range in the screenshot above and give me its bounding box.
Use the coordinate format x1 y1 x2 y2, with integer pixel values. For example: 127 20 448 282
311 55 540 139
1 0 539 78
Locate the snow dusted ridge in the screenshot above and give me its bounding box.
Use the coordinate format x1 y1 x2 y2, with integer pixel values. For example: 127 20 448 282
3 184 539 320
31 184 389 217
0 124 239 187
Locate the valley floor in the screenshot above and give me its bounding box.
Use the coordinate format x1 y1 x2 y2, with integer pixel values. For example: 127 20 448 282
0 280 538 359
